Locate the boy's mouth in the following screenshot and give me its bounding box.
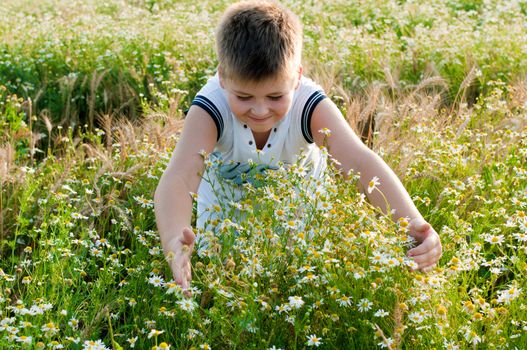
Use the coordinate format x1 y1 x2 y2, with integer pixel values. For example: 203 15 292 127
248 115 273 123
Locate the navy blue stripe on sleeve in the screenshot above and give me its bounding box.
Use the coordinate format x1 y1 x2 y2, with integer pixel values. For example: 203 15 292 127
191 95 224 141
301 91 327 143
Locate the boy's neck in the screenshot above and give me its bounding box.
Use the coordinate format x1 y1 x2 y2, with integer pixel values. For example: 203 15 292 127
252 129 272 150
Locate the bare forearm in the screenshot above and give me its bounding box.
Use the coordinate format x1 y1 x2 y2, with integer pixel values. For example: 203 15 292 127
310 100 441 270
154 173 196 253
354 149 422 221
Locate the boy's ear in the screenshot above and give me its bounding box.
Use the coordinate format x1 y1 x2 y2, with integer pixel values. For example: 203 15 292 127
218 65 226 89
218 71 225 89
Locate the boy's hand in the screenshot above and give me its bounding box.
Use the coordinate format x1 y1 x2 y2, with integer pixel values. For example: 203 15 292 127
407 218 442 272
166 227 195 297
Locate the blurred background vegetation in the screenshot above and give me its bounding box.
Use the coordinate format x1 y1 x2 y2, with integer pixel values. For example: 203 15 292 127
1 0 526 139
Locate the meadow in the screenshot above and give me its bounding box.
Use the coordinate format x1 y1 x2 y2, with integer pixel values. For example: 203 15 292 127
1 0 527 349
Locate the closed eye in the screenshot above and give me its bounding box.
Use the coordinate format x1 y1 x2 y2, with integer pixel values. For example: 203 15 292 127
236 95 251 101
269 96 283 101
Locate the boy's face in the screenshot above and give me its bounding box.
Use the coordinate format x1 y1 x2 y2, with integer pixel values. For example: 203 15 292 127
220 70 301 135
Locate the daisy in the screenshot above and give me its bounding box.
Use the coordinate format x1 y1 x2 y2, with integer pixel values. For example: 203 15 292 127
378 338 395 349
463 329 482 345
299 265 315 273
404 258 419 270
275 304 291 314
374 309 389 318
336 295 352 307
513 232 527 242
165 282 181 295
90 247 103 258
148 274 165 287
188 329 204 341
275 209 286 220
15 335 32 345
148 246 162 256
384 257 401 268
485 234 504 245
497 285 522 304
41 322 59 335
443 340 460 350
408 311 425 324
398 217 410 230
357 298 372 312
71 212 87 220
367 176 380 194
317 201 333 211
134 195 154 208
48 341 64 349
370 251 386 264
82 340 110 350
288 296 305 309
285 220 298 230
127 337 138 348
353 270 366 279
68 318 79 330
147 329 164 339
301 273 318 283
306 334 322 347
318 128 332 136
177 299 198 313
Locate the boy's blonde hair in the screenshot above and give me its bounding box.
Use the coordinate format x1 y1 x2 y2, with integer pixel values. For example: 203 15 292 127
216 0 302 83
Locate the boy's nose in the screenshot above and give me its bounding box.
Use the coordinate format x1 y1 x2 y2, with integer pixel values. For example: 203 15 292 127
251 103 269 117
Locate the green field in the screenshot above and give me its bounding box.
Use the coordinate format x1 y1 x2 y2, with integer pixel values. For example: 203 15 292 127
1 0 527 349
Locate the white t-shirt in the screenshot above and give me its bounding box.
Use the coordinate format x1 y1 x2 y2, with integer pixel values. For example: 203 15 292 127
191 73 327 230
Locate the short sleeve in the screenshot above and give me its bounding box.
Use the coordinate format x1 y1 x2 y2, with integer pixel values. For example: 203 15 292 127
191 74 230 141
292 76 327 143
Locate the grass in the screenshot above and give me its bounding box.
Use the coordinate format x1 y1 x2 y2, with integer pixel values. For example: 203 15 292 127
1 0 527 349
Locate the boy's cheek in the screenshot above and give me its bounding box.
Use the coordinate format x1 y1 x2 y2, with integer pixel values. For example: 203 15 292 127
226 99 244 117
275 96 293 115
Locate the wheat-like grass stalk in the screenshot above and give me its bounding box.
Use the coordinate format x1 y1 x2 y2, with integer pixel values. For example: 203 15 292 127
58 73 79 127
97 113 114 151
450 65 479 116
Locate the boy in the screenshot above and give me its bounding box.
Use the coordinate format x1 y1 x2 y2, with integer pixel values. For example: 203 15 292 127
154 0 442 295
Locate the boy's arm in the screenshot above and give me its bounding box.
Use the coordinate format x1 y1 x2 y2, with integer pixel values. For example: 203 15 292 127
311 99 441 270
154 105 217 292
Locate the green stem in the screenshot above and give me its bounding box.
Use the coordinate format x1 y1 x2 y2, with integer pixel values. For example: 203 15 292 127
107 308 123 350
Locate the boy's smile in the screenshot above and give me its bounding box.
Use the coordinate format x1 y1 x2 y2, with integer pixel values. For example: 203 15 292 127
220 72 300 141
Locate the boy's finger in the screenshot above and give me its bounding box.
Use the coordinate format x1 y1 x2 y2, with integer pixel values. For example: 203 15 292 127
408 218 431 239
409 218 430 231
174 270 186 288
180 273 190 290
172 258 188 282
181 227 196 246
183 260 192 281
408 236 436 257
411 249 441 265
181 267 192 297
